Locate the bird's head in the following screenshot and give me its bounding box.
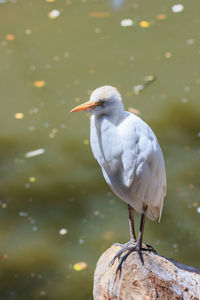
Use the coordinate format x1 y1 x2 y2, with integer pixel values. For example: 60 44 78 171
70 85 124 116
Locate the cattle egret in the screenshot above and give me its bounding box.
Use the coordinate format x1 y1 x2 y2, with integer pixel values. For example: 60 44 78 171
71 86 166 271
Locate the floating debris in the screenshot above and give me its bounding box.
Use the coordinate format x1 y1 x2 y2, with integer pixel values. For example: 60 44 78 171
25 29 32 35
197 207 200 214
48 9 60 19
171 4 184 13
15 112 24 119
139 21 150 28
19 211 29 217
25 148 45 158
165 52 172 58
59 228 68 235
32 226 38 232
33 80 46 88
49 128 58 139
187 39 195 45
83 139 89 145
45 0 56 2
40 291 46 296
29 177 36 183
89 12 110 18
128 107 140 115
1 203 7 208
73 262 88 271
133 75 156 95
156 14 167 20
5 34 15 41
120 19 133 27
133 85 144 95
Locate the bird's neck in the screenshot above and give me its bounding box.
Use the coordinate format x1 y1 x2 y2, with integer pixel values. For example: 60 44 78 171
94 109 124 127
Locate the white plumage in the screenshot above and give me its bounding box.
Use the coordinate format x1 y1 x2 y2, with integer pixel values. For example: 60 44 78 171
71 85 167 266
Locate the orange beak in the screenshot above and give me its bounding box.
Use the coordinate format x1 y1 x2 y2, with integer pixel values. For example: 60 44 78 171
70 101 99 113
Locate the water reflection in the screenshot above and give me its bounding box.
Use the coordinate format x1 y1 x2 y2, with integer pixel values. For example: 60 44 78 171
0 0 200 299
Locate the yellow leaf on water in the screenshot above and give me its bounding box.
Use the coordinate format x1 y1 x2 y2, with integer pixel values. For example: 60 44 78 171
139 21 150 28
5 34 15 41
45 0 56 2
73 262 88 271
15 113 24 119
89 12 110 18
33 80 46 88
29 177 36 182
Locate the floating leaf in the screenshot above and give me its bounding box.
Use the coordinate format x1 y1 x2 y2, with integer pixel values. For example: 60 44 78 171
139 21 150 28
5 34 15 41
89 12 110 18
128 107 140 115
15 112 24 119
29 177 36 182
73 262 88 271
165 52 172 58
33 80 46 88
25 29 32 35
45 0 56 2
156 14 167 20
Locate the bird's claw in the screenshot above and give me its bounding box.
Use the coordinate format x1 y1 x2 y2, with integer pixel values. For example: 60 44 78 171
109 241 157 275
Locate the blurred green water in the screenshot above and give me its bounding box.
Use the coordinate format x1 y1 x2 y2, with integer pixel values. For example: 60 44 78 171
0 0 200 299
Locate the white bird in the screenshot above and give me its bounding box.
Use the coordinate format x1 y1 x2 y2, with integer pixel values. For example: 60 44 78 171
71 86 166 269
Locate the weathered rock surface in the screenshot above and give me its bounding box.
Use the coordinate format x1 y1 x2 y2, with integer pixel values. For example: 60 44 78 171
93 245 200 300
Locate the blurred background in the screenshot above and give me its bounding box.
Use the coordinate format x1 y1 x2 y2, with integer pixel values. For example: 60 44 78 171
0 0 200 299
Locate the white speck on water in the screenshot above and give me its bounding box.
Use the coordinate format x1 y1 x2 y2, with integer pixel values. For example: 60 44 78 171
187 39 195 45
129 56 135 61
181 97 188 103
48 9 60 19
197 207 200 214
27 126 36 132
19 211 29 217
197 132 200 138
173 243 178 249
40 290 46 296
32 226 38 231
184 86 190 92
59 228 68 235
60 123 66 129
25 148 45 158
171 4 184 13
79 239 84 244
25 183 30 189
133 84 144 94
120 19 133 27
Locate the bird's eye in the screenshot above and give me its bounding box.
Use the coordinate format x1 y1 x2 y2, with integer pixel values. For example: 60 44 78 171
99 100 105 106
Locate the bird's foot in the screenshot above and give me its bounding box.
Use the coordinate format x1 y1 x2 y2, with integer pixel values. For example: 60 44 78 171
109 239 136 266
109 240 156 276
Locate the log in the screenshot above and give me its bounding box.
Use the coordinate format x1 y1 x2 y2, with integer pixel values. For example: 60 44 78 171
93 245 200 300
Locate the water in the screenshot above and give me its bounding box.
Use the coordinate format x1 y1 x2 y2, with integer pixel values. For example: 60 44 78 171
0 0 200 299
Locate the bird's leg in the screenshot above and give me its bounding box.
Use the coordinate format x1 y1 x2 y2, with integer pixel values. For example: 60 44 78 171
115 205 149 274
109 205 136 265
128 204 136 241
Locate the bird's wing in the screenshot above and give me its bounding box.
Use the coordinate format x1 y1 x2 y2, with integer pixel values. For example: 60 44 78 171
118 113 166 192
90 115 123 185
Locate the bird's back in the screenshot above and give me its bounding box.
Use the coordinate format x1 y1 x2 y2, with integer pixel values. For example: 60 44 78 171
90 112 166 221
